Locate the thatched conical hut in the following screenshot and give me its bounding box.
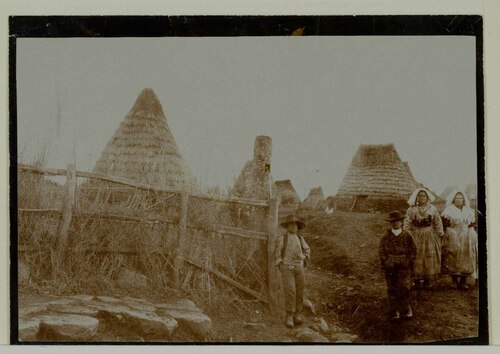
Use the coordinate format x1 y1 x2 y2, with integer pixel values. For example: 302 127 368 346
300 187 326 211
335 143 419 212
93 88 197 190
274 179 301 218
275 180 301 206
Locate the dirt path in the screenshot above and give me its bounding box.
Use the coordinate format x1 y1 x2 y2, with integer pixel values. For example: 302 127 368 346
206 212 479 343
300 212 479 343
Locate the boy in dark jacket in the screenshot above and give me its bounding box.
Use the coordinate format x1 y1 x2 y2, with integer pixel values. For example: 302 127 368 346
379 210 417 320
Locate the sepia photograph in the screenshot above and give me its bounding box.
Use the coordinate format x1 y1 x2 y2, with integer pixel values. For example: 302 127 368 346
10 16 486 344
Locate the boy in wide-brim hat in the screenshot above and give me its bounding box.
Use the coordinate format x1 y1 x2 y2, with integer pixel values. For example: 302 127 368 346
275 215 311 328
379 210 417 320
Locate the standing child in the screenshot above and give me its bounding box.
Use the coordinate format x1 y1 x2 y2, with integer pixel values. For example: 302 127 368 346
275 215 311 328
379 210 417 320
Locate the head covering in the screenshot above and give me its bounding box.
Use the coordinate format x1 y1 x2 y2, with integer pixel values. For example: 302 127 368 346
407 187 435 206
441 189 474 223
445 189 470 208
280 215 306 230
385 210 406 222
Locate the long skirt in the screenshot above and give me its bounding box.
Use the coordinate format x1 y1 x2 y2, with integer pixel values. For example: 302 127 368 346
442 225 478 278
412 226 442 280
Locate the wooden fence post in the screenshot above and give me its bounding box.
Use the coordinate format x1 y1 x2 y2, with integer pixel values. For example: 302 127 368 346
173 191 189 289
53 164 76 273
267 195 280 313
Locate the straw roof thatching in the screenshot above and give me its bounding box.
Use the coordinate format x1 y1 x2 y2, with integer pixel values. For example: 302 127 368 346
275 180 301 206
93 88 197 190
300 187 325 210
336 144 418 199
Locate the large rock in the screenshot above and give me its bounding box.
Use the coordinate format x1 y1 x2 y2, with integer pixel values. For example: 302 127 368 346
156 299 211 339
37 314 99 340
122 299 156 313
19 304 47 318
92 302 133 315
121 310 177 337
95 296 122 304
331 332 359 343
47 304 100 317
311 317 329 334
294 327 329 343
19 319 40 341
95 302 177 337
303 299 316 315
70 295 95 302
19 262 30 286
47 298 78 306
116 267 148 289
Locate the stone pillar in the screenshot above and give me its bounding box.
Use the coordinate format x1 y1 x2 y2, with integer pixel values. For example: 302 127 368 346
254 135 272 174
231 136 273 201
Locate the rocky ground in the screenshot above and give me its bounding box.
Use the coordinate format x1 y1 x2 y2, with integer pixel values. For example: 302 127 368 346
19 295 211 342
18 211 480 343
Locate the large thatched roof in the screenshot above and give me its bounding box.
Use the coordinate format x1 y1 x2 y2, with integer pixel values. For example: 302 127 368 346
93 88 197 190
300 187 325 210
275 180 301 205
336 144 418 199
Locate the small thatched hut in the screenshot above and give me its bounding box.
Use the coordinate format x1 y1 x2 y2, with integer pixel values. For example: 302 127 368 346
274 179 301 218
93 88 197 190
335 143 419 212
300 187 326 211
275 180 301 206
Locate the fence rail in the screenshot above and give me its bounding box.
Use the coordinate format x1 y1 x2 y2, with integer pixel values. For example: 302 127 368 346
19 163 270 207
18 163 280 311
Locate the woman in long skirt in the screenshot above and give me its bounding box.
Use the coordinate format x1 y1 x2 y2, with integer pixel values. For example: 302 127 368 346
403 188 444 289
441 190 478 290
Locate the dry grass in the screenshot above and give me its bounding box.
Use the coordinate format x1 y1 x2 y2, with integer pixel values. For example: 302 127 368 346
180 194 269 311
18 163 269 312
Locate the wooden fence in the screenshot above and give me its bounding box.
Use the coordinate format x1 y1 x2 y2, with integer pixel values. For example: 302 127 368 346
17 163 281 312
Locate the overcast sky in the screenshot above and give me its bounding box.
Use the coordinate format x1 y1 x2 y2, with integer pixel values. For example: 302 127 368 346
16 36 477 199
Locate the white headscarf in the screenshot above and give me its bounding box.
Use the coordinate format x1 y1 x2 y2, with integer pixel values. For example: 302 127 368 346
407 187 435 206
445 189 470 208
442 189 474 223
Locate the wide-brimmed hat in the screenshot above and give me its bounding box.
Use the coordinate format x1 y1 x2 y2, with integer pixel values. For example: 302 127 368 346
280 215 306 230
385 210 405 222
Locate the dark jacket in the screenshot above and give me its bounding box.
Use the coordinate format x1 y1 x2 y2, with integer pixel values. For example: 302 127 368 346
379 229 416 270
